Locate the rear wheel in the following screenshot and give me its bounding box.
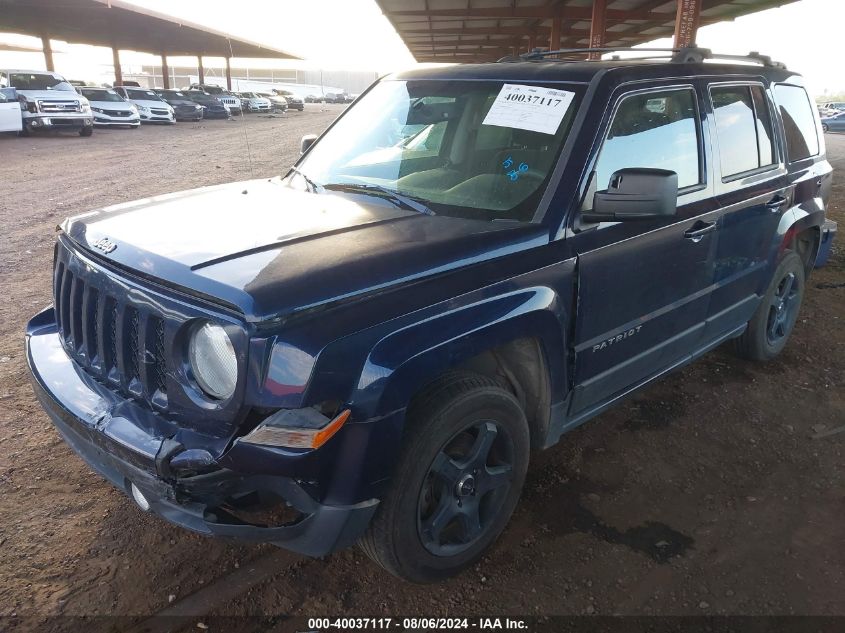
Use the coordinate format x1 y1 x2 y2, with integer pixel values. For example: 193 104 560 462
360 372 529 583
733 251 805 361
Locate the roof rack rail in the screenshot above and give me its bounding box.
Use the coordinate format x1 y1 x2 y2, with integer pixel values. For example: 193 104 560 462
500 45 785 69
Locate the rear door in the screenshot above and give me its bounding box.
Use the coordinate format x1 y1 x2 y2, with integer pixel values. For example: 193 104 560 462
703 81 788 339
0 88 22 133
566 82 720 417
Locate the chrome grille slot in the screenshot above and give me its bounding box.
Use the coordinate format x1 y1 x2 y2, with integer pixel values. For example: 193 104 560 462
39 100 81 113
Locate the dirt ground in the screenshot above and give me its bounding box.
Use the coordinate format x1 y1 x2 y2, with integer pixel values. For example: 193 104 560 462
0 107 843 627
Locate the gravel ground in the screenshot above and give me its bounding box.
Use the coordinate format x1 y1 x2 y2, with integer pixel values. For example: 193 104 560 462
0 107 843 626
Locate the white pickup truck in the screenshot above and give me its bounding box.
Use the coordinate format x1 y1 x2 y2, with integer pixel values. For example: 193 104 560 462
0 69 94 136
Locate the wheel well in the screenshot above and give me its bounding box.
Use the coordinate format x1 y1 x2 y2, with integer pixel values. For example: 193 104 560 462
451 337 551 451
787 226 820 276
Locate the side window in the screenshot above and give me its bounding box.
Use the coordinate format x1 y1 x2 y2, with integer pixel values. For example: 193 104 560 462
774 84 820 162
593 88 701 193
711 85 776 178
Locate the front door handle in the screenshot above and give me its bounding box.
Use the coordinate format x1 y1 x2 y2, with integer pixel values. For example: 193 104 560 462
766 195 788 212
684 221 717 243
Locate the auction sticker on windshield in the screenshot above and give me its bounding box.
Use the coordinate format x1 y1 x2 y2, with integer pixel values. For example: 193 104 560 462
482 84 575 135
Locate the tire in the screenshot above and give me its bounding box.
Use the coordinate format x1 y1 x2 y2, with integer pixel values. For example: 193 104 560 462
359 371 529 583
822 123 829 133
79 126 93 137
733 250 805 361
17 125 30 137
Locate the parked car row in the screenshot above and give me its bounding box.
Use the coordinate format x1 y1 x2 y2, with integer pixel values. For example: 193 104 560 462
304 92 357 104
0 69 318 136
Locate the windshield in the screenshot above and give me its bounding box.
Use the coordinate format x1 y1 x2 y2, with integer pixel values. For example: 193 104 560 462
9 73 74 91
126 89 162 101
240 92 257 98
80 89 124 102
291 80 581 222
203 86 224 94
161 91 188 99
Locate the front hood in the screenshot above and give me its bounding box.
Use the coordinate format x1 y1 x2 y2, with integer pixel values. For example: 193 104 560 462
63 178 549 322
131 99 167 108
19 89 79 102
90 101 133 110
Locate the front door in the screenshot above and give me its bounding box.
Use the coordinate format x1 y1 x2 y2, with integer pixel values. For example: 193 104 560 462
566 84 719 417
0 88 22 133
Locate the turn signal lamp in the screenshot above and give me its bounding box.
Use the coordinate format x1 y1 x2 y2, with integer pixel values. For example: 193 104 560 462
241 408 351 450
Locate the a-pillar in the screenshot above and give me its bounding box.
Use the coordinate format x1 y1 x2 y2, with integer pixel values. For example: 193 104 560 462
673 0 702 49
588 0 607 60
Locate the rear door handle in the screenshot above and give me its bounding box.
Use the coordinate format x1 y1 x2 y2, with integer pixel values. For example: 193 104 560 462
684 221 717 243
766 195 788 212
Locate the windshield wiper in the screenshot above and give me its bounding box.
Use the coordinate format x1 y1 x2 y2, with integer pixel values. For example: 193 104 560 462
323 183 435 216
288 166 323 193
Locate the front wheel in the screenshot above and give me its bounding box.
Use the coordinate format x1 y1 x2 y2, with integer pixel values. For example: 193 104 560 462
359 372 529 583
79 126 93 137
822 123 829 133
733 251 805 361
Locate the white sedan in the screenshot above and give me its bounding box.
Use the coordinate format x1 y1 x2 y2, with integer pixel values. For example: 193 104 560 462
77 87 140 128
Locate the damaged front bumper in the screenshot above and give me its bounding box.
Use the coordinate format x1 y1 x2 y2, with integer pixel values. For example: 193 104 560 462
25 308 378 557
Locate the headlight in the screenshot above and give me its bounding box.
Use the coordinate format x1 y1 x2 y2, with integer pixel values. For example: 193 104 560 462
80 101 91 113
129 105 139 115
136 105 150 113
188 322 237 400
92 107 103 113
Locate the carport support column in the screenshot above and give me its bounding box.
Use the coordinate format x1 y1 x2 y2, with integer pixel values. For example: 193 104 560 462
197 56 205 85
112 47 123 86
549 16 561 54
161 53 170 89
41 35 54 72
673 0 702 49
225 56 232 91
588 0 607 60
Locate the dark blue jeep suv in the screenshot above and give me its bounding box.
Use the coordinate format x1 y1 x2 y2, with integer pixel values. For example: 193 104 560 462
26 47 832 583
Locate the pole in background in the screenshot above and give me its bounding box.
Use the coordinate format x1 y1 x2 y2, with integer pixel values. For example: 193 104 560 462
225 56 232 91
588 0 607 60
161 53 170 89
41 35 54 71
112 47 122 86
674 0 702 48
197 55 205 85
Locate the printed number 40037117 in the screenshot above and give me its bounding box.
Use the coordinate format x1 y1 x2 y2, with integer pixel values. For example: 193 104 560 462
504 93 565 107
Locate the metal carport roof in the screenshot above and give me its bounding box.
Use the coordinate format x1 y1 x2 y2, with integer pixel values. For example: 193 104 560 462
0 0 300 59
375 0 801 63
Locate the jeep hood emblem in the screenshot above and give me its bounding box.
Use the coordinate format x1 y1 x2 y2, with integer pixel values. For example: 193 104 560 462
93 237 117 254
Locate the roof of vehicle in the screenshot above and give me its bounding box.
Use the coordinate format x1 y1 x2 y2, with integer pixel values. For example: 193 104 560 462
391 55 801 86
2 68 65 75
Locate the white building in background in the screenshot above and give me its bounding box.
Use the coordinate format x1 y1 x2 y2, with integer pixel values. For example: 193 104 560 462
121 64 378 97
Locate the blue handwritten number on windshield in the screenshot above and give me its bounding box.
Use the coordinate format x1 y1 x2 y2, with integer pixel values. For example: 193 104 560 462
502 155 529 181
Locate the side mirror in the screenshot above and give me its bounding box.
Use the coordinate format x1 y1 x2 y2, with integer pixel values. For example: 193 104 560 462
300 134 318 155
583 168 678 222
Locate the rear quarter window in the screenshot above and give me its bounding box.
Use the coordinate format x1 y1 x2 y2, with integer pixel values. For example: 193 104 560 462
774 84 820 162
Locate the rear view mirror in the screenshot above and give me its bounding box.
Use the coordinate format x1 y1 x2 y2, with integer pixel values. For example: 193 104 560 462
300 134 318 155
583 168 678 222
